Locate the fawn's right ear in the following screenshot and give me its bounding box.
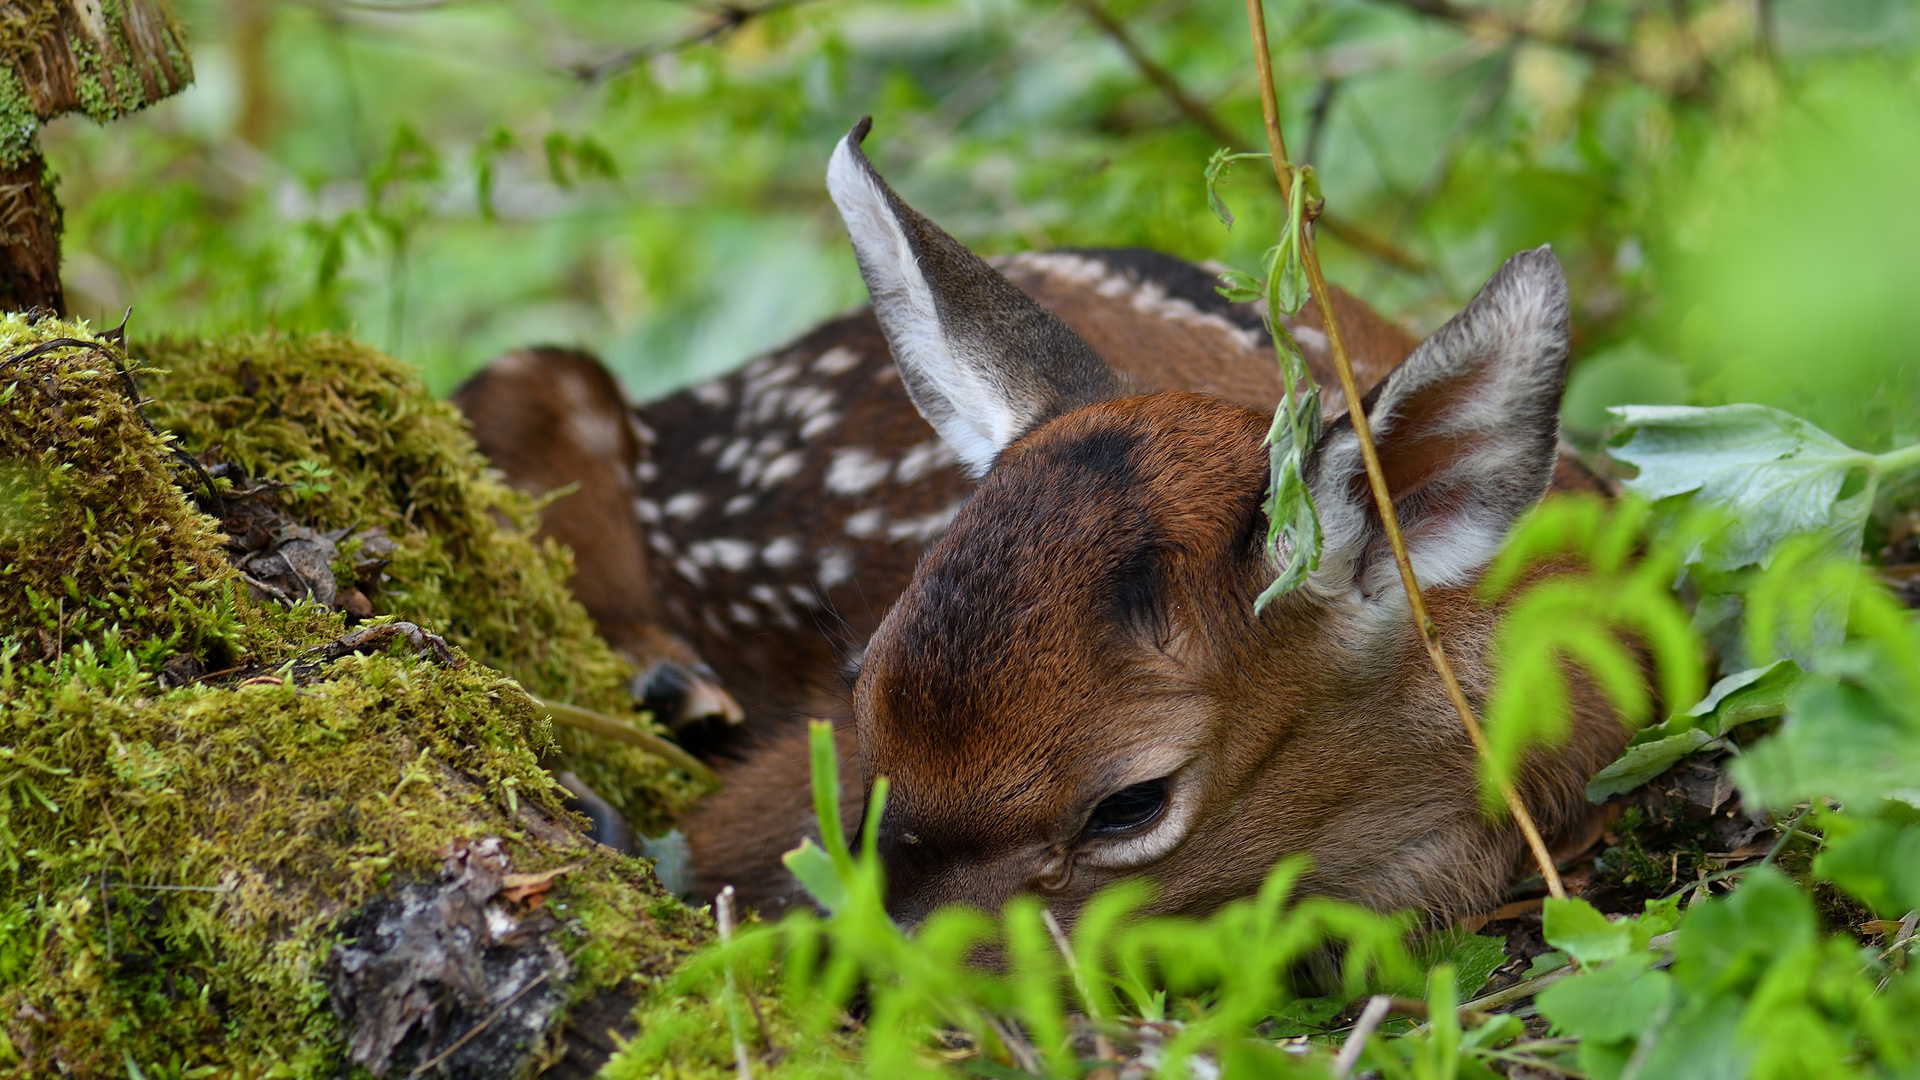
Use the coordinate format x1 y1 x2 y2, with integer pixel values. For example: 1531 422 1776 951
827 119 1125 477
1305 247 1571 602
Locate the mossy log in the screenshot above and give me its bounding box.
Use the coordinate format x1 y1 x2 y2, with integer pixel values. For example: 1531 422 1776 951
0 0 192 313
0 315 718 1077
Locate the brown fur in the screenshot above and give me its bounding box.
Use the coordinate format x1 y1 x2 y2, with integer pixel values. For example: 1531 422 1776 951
453 250 1623 923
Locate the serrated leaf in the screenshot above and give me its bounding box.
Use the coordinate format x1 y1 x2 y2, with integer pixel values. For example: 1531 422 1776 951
1607 404 1873 570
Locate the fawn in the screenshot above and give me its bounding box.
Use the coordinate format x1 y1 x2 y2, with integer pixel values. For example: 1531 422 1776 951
454 121 1623 926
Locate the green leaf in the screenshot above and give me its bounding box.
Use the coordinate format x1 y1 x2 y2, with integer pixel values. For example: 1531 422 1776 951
1814 814 1920 916
1607 404 1873 570
1670 867 1815 995
1536 954 1674 1044
1203 148 1268 229
1524 950 1569 977
1586 729 1716 801
1214 269 1263 303
1733 680 1920 812
1586 660 1811 800
779 838 847 913
1412 928 1508 999
1542 897 1632 967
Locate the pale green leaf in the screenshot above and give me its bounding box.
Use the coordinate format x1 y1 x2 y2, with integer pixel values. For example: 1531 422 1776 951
1608 404 1872 569
1543 897 1633 967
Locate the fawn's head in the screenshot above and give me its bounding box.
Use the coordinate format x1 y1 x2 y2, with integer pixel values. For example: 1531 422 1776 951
828 121 1612 926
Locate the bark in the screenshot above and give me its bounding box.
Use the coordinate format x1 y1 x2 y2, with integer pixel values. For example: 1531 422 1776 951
0 146 60 312
0 0 193 314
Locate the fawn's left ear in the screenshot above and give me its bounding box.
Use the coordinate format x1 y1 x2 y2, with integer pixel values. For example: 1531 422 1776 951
1306 246 1571 600
827 118 1125 477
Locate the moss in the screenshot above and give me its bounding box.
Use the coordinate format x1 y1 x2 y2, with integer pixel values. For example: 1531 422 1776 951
140 331 703 834
0 69 36 169
0 317 712 1077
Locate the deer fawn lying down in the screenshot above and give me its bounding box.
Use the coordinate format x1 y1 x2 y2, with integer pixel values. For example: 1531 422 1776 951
455 121 1624 927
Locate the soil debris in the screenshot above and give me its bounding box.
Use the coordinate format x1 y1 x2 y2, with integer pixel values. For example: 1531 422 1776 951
327 838 573 1078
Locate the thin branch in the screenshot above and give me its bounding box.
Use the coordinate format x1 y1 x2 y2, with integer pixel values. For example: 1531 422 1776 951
569 0 820 83
716 886 755 1080
534 696 720 789
1243 0 1566 900
409 971 552 1076
1331 995 1392 1079
1066 0 1243 149
1371 0 1628 68
1071 0 1429 275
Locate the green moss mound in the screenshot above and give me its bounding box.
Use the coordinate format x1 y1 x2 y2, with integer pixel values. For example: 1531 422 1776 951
139 330 701 833
0 316 711 1077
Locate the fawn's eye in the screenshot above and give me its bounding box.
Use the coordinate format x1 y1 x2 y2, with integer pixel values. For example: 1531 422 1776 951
1086 776 1171 836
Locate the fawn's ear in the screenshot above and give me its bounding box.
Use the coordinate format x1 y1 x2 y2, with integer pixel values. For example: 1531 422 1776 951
1307 247 1571 600
827 119 1124 477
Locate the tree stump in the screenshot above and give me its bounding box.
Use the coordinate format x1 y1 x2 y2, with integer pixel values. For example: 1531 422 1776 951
0 0 192 314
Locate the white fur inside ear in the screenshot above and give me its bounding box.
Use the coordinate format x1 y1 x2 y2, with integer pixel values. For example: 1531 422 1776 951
826 137 1019 477
1305 247 1569 600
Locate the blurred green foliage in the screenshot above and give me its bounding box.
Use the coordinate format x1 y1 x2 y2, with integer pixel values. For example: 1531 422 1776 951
39 0 1916 419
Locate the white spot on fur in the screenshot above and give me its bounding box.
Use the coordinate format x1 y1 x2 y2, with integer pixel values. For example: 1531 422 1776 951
634 498 662 525
698 435 725 456
812 346 861 375
788 583 821 607
885 500 964 543
1009 251 1264 352
647 531 676 556
845 509 885 539
762 536 803 568
688 538 757 572
758 450 806 488
724 493 756 516
663 492 705 520
729 602 760 627
817 549 854 589
717 438 752 471
633 460 659 484
894 439 957 483
799 410 840 441
691 381 731 407
749 584 801 629
674 558 705 586
825 447 892 496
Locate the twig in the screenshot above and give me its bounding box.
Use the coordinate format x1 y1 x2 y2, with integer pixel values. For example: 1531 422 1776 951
534 697 719 790
570 0 820 83
1066 0 1242 148
984 1014 1045 1077
1369 0 1628 68
1243 0 1566 899
1069 0 1428 274
716 886 754 1080
1332 995 1392 1079
409 970 552 1076
1042 908 1120 1067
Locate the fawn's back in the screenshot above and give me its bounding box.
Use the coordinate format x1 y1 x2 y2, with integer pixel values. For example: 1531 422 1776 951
456 122 1621 926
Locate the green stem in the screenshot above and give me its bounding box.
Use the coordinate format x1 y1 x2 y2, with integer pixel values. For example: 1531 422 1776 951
1871 442 1920 476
